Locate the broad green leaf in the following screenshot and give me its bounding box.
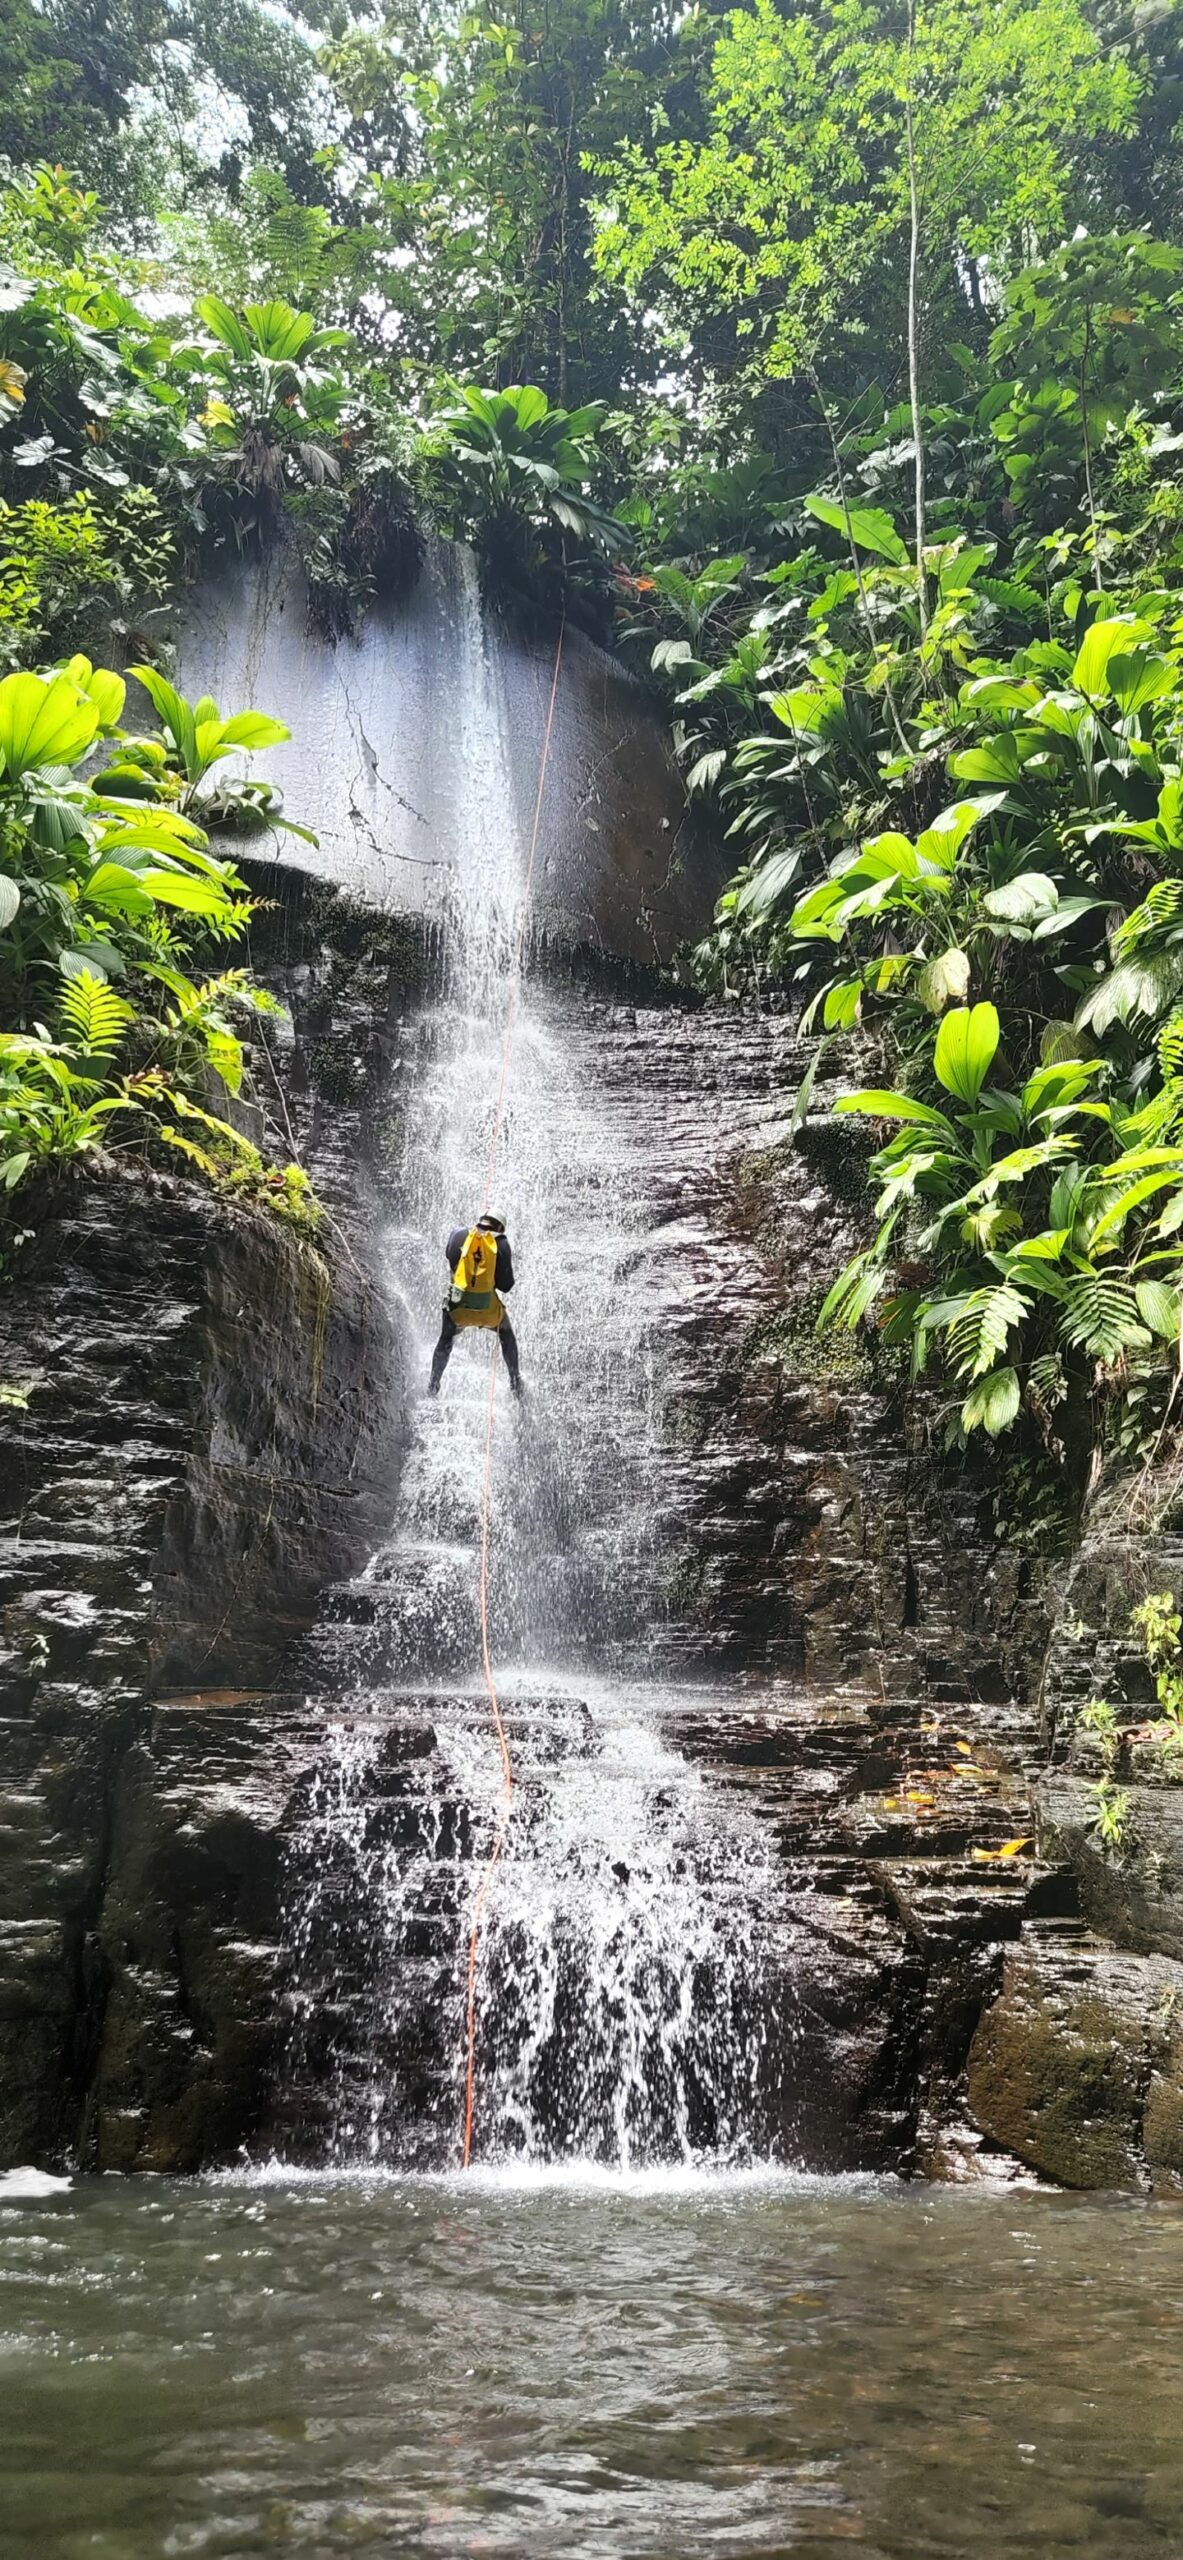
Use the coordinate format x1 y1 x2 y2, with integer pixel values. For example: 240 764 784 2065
128 665 198 775
962 1366 1021 1436
804 494 908 565
834 1090 954 1130
1090 1167 1183 1242
81 864 156 917
196 294 254 358
917 947 970 1013
950 733 1030 783
207 711 289 751
1071 616 1151 700
1108 650 1173 715
985 871 1058 925
916 801 993 872
934 1002 1000 1103
1135 1279 1182 1341
823 977 861 1029
0 672 100 776
0 876 19 929
1021 1059 1103 1117
1031 895 1107 940
136 869 230 914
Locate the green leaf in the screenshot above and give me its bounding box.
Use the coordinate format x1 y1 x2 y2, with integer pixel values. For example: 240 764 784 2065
916 947 970 1014
916 802 994 873
136 869 231 914
944 1285 1029 1380
934 1003 1000 1103
128 665 198 777
1059 1274 1149 1360
984 872 1058 925
58 969 134 1056
833 1090 954 1130
1090 1167 1183 1242
1071 616 1151 701
1135 1280 1182 1342
804 494 908 565
961 1366 1021 1436
950 734 1029 784
0 672 100 776
1108 651 1173 715
80 863 154 917
205 711 289 752
196 294 254 358
0 876 20 929
204 1029 244 1096
788 1040 828 1140
822 977 861 1029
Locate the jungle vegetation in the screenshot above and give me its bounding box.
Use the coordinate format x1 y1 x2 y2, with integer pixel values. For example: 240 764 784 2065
4 0 1183 1472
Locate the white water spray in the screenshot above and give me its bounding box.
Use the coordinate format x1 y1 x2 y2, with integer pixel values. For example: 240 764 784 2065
287 549 777 2168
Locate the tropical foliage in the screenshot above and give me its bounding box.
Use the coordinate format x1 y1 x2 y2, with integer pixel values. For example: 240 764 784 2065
5 0 1183 1455
0 655 316 1224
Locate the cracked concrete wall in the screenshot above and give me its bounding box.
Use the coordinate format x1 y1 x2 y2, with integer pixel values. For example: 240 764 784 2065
167 542 723 964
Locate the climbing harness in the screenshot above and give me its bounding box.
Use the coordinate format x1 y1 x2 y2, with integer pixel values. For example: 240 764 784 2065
461 616 565 2169
449 1226 504 1329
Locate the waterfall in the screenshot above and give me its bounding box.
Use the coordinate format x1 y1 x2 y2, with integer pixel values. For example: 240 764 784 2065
283 551 778 2171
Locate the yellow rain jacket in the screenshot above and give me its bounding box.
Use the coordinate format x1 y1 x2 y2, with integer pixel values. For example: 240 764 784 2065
447 1227 505 1330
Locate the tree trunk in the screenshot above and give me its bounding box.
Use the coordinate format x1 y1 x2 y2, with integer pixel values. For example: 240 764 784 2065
1080 302 1105 594
905 0 927 639
809 363 912 762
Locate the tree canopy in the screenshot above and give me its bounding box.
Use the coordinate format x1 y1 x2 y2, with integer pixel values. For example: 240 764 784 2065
5 0 1183 1469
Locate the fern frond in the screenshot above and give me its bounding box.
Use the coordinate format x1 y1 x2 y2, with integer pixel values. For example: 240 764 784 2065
1118 878 1183 953
1059 1274 1149 1361
158 1127 223 1180
944 1284 1029 1380
1159 1017 1183 1081
59 969 134 1057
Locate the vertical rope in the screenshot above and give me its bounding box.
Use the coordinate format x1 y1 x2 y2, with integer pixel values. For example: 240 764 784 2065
461 617 565 2169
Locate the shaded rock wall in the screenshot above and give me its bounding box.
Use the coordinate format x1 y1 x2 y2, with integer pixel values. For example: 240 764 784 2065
967 1475 1183 2189
0 902 414 2169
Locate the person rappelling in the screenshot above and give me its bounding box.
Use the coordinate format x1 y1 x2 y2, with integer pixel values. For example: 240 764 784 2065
427 1215 522 1397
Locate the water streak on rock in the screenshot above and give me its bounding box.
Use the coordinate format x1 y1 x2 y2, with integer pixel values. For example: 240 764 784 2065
284 555 777 2168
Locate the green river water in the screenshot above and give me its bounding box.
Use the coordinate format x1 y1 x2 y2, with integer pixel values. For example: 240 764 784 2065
3 2167 1183 2558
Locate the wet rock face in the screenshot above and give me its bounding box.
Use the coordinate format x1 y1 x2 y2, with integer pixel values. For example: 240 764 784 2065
961 1484 1183 2189
6 914 1178 2184
968 1944 1183 2189
172 549 724 965
0 970 1060 2177
0 901 414 2160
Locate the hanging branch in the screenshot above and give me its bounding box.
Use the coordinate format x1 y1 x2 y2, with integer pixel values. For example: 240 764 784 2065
905 0 928 640
1080 297 1105 594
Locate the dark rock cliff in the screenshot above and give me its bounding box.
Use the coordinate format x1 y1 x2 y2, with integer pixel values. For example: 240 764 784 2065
966 1473 1183 2189
0 891 413 2169
5 879 1183 2182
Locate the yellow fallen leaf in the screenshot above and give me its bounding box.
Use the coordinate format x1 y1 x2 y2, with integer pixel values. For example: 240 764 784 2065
879 1796 901 1811
999 1837 1033 1858
905 1790 936 1807
954 1740 974 1755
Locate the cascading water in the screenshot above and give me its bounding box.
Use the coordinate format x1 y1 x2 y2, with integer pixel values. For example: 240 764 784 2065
285 549 779 2170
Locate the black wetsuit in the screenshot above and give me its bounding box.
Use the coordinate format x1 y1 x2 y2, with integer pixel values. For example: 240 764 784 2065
429 1228 521 1392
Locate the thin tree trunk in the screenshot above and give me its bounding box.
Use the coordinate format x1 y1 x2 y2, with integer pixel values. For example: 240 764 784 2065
808 363 912 762
905 0 927 639
1080 302 1104 593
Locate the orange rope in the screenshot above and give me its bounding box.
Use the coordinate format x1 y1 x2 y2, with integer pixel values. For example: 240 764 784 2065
461 616 565 2169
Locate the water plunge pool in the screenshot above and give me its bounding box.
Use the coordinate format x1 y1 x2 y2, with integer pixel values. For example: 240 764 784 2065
3 2169 1183 2556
